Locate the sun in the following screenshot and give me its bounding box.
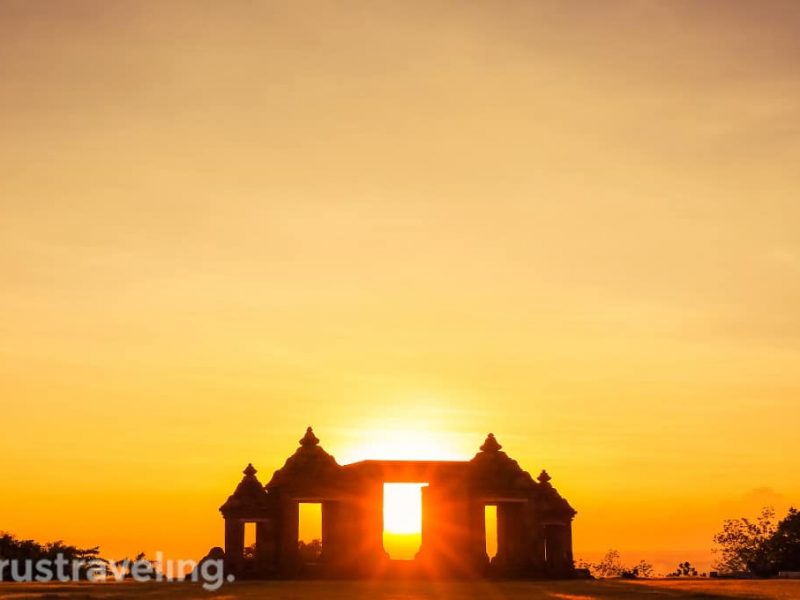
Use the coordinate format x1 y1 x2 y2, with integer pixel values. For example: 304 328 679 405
383 483 427 534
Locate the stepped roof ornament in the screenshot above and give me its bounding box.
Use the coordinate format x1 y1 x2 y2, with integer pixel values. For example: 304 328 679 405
219 462 271 517
265 427 341 489
299 426 320 447
480 433 502 453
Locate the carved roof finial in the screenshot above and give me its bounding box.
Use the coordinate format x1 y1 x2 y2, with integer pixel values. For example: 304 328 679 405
480 433 502 453
220 462 269 515
538 469 552 484
300 426 320 447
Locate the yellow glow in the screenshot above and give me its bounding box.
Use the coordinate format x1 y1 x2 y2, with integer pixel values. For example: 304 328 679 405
340 426 465 463
485 505 498 559
383 532 421 561
383 483 426 534
298 503 322 543
244 522 256 549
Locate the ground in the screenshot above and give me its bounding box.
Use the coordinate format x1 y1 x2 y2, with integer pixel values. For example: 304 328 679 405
1 580 800 600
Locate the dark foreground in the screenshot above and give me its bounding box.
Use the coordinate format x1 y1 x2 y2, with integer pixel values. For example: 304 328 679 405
1 580 799 600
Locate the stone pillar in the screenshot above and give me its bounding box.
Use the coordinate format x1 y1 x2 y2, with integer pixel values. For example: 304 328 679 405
344 482 385 575
278 500 300 576
565 521 574 569
496 503 526 574
369 481 388 565
224 519 245 573
524 504 547 575
467 499 490 574
544 523 572 576
496 504 512 566
255 520 276 575
335 497 362 574
321 500 342 571
428 483 472 576
418 485 435 562
321 501 332 558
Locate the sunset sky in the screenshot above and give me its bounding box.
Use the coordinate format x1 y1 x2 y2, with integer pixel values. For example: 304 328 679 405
1 0 799 573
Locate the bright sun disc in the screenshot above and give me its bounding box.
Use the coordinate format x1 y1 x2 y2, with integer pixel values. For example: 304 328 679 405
383 483 427 534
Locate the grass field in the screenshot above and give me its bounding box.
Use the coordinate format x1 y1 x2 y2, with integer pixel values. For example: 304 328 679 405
1 580 799 600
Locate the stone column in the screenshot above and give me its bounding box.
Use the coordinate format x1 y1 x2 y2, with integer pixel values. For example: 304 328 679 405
564 521 574 570
467 499 490 574
278 500 300 576
368 481 388 564
321 500 341 570
224 519 245 573
496 503 527 573
525 505 547 575
346 482 385 575
496 503 512 567
544 523 572 576
335 497 361 574
418 485 436 564
432 484 471 576
255 519 275 576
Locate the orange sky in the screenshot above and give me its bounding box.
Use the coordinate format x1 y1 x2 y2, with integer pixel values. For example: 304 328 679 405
1 0 799 575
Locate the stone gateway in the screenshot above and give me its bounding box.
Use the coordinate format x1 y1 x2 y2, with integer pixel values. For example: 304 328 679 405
220 428 576 578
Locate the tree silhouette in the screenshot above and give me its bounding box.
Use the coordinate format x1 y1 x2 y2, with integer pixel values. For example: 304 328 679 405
672 561 698 577
713 506 776 573
0 532 104 580
749 507 800 576
298 539 322 563
622 560 654 579
115 552 158 579
577 549 653 578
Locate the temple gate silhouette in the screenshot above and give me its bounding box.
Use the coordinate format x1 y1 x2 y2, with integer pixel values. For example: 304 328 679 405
220 428 576 578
